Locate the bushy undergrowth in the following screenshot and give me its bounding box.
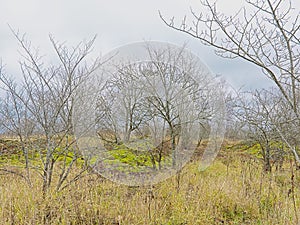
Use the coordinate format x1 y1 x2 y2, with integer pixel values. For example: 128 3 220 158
0 140 300 224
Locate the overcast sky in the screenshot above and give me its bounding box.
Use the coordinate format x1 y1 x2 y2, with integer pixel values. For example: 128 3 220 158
1 0 298 90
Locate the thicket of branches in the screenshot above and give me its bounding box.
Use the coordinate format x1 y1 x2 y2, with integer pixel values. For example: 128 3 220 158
161 0 300 171
0 30 103 194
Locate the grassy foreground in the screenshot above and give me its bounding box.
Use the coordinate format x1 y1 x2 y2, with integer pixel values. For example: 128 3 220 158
0 141 300 224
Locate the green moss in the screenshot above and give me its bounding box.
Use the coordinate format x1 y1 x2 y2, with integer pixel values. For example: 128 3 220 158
246 143 263 158
54 150 85 167
102 143 172 172
109 148 149 167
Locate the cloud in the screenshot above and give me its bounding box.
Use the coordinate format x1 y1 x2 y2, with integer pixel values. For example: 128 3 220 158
0 0 298 89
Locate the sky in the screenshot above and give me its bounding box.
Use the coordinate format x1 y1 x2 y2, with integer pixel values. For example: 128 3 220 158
1 0 298 90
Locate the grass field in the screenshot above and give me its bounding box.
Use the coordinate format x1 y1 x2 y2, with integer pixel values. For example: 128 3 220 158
0 139 299 224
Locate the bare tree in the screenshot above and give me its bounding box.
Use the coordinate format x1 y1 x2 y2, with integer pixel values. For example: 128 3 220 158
160 0 300 166
0 30 102 194
255 88 300 169
96 44 216 170
0 76 34 184
139 61 210 167
235 89 279 172
235 87 300 172
97 64 149 144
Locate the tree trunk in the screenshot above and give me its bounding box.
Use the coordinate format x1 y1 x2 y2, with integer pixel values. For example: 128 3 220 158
264 145 272 172
171 131 176 168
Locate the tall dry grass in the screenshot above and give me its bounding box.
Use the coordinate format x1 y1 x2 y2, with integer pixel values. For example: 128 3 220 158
0 147 300 224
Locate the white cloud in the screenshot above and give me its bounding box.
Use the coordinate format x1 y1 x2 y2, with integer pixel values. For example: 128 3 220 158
0 0 298 89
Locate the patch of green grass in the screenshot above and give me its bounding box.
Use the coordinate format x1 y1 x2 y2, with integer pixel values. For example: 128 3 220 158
104 143 171 172
108 145 153 167
246 143 263 158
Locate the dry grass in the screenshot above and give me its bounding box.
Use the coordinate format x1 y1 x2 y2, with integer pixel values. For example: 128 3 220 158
0 145 300 224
